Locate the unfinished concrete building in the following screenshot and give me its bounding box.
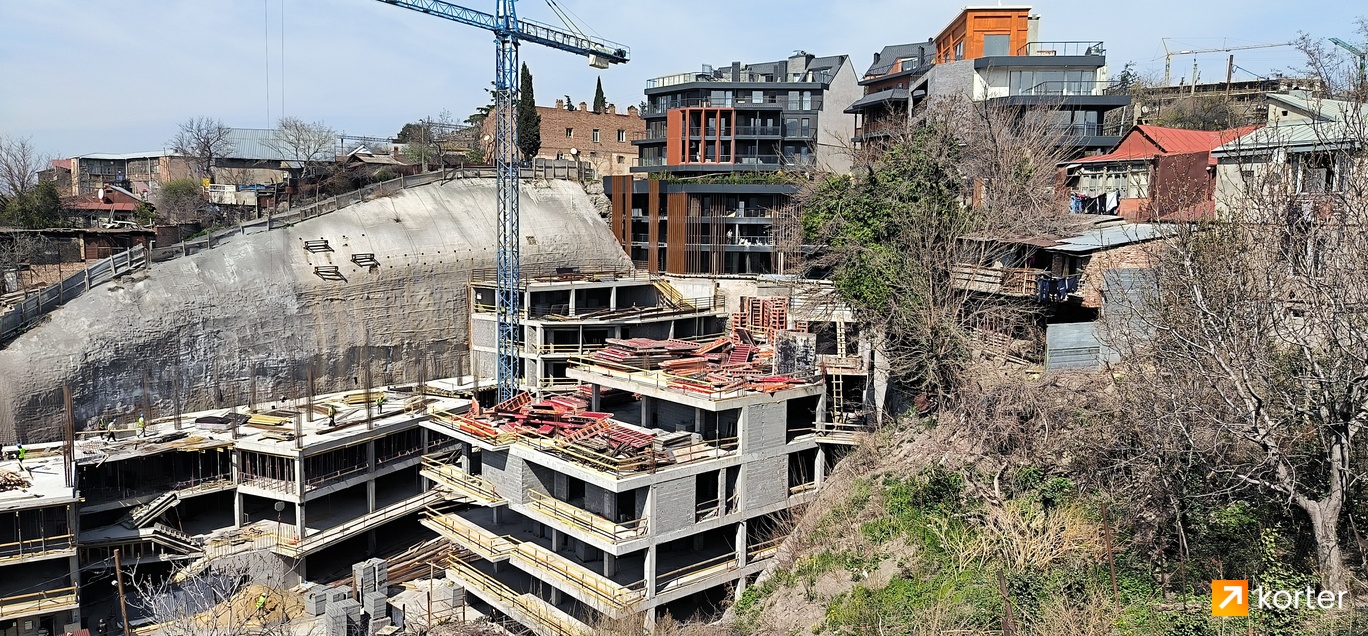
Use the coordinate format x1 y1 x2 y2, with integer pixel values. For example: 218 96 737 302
0 452 80 636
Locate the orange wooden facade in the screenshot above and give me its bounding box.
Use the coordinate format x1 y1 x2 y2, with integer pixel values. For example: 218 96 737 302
666 108 737 165
934 7 1030 63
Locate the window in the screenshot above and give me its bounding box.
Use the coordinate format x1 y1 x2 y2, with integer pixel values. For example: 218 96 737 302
592 129 600 143
983 34 1011 57
565 128 574 138
590 151 598 158
617 155 624 164
617 129 626 143
954 40 964 61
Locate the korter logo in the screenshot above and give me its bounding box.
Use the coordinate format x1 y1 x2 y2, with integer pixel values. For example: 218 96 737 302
1212 580 1347 616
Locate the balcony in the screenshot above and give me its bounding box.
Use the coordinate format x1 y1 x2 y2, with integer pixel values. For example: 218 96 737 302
948 265 1046 297
0 587 78 619
511 542 646 611
639 157 666 167
1016 80 1114 97
525 490 648 544
735 125 781 136
642 95 823 116
421 455 506 506
446 557 588 636
0 534 77 565
423 506 518 561
1015 41 1106 57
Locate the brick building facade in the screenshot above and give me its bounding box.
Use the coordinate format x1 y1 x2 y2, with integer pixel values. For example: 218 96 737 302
481 100 643 176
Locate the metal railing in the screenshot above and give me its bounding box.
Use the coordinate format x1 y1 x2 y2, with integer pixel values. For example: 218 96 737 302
0 534 76 563
1 246 146 344
513 542 646 609
0 586 79 616
735 125 781 136
639 157 666 166
422 456 505 504
642 95 824 115
1017 80 1113 97
1015 41 1106 57
446 557 587 636
425 508 517 560
571 353 819 401
526 490 648 543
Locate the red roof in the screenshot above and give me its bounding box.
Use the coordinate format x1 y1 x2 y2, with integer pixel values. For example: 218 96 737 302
1074 124 1261 166
63 187 143 212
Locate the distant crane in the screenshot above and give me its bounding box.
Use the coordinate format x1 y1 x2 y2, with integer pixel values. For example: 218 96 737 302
1161 39 1292 86
1329 38 1367 91
374 0 629 401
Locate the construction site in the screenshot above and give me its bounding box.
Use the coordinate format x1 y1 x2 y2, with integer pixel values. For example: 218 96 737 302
0 170 877 636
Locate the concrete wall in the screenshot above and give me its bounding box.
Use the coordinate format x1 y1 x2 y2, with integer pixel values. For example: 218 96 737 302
742 455 787 512
0 179 629 443
651 476 695 532
741 402 786 454
483 451 536 505
816 60 862 175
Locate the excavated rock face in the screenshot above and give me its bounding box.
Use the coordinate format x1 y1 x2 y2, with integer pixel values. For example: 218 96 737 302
0 178 628 443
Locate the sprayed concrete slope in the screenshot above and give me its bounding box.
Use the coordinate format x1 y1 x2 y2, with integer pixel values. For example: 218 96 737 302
0 178 629 443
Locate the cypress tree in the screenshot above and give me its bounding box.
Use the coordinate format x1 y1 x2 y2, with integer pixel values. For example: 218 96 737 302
517 63 542 161
592 77 607 114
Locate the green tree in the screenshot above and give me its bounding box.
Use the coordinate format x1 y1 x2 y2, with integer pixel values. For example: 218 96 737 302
1 180 63 229
154 178 207 223
592 77 606 114
517 63 542 161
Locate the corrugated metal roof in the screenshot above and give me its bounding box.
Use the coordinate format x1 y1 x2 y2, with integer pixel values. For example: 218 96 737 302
1048 223 1176 253
221 128 292 161
1214 121 1362 155
1074 125 1259 164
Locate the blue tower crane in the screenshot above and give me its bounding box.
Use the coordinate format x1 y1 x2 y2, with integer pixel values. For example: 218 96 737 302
374 0 629 401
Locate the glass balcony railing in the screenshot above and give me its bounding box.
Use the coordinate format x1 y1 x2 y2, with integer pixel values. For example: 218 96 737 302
1016 80 1116 97
735 125 781 136
643 95 823 115
1014 41 1106 57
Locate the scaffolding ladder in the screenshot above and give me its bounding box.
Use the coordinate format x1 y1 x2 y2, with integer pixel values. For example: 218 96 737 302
831 321 848 425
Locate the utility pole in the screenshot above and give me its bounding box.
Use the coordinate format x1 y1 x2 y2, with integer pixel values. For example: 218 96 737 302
114 549 131 636
1226 54 1235 97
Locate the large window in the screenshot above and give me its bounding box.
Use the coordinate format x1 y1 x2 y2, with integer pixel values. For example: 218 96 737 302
983 34 1011 57
1009 69 1097 96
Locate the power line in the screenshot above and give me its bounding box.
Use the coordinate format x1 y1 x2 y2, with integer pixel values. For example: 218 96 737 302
281 0 286 121
264 0 271 127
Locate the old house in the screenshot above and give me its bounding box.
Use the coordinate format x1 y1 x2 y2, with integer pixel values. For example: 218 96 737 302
60 184 146 228
481 101 644 177
1060 124 1258 222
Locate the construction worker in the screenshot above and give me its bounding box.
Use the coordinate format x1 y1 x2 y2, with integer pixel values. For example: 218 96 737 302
375 393 386 413
256 591 268 617
97 617 107 636
137 413 147 437
104 417 116 442
328 404 337 426
15 444 24 469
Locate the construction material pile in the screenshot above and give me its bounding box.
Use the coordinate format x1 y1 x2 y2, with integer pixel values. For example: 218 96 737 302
0 469 29 492
442 392 717 470
588 332 811 396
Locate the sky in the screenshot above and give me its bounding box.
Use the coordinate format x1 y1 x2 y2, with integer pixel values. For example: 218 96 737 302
0 0 1362 159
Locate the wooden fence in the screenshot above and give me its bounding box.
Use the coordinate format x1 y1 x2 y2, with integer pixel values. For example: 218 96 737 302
0 246 146 343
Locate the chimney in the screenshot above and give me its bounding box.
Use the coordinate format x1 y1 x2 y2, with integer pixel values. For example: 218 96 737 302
1027 15 1040 48
627 105 639 116
607 103 616 115
578 101 588 112
873 52 881 65
555 98 564 109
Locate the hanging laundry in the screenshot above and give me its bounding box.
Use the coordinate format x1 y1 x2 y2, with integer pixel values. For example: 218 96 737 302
1105 190 1119 214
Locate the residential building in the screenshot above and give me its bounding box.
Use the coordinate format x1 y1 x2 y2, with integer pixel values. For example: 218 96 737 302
605 51 860 275
60 184 147 228
481 101 644 177
1212 91 1368 219
1060 124 1259 222
63 152 193 199
948 216 1174 371
848 6 1130 157
0 450 81 636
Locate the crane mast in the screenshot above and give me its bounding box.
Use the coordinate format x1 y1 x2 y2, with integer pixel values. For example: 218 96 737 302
374 0 629 402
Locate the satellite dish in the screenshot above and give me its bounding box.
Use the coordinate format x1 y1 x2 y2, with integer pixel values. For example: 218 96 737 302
569 148 579 156
96 188 105 200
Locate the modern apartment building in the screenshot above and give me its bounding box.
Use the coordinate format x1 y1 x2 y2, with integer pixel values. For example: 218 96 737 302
604 51 861 276
848 5 1130 157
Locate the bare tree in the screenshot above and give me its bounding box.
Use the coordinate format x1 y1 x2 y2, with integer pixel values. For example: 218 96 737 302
0 136 46 196
170 117 234 183
1105 88 1368 590
133 550 313 636
267 117 337 164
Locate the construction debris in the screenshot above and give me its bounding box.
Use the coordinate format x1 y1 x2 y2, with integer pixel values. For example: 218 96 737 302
0 469 29 492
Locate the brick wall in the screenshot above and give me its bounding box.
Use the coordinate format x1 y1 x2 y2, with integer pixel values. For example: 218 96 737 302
1079 241 1162 309
480 102 644 176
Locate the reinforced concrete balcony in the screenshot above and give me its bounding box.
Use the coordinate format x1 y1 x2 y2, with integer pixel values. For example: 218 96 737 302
0 534 77 565
446 556 588 636
423 506 518 562
421 456 506 506
0 586 78 620
510 542 646 616
271 490 442 558
524 490 648 545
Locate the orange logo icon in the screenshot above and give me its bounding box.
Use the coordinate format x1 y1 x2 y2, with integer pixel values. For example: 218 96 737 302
1212 580 1249 616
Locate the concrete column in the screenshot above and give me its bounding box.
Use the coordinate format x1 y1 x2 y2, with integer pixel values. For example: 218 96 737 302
694 407 703 434
492 506 503 525
590 384 601 412
367 480 377 514
603 553 617 578
643 610 657 634
718 470 727 515
551 529 562 553
734 575 748 604
645 545 658 598
296 501 306 540
294 454 306 498
815 446 827 488
736 520 747 567
609 286 618 311
602 488 617 522
640 396 651 428
568 289 576 317
234 491 246 528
